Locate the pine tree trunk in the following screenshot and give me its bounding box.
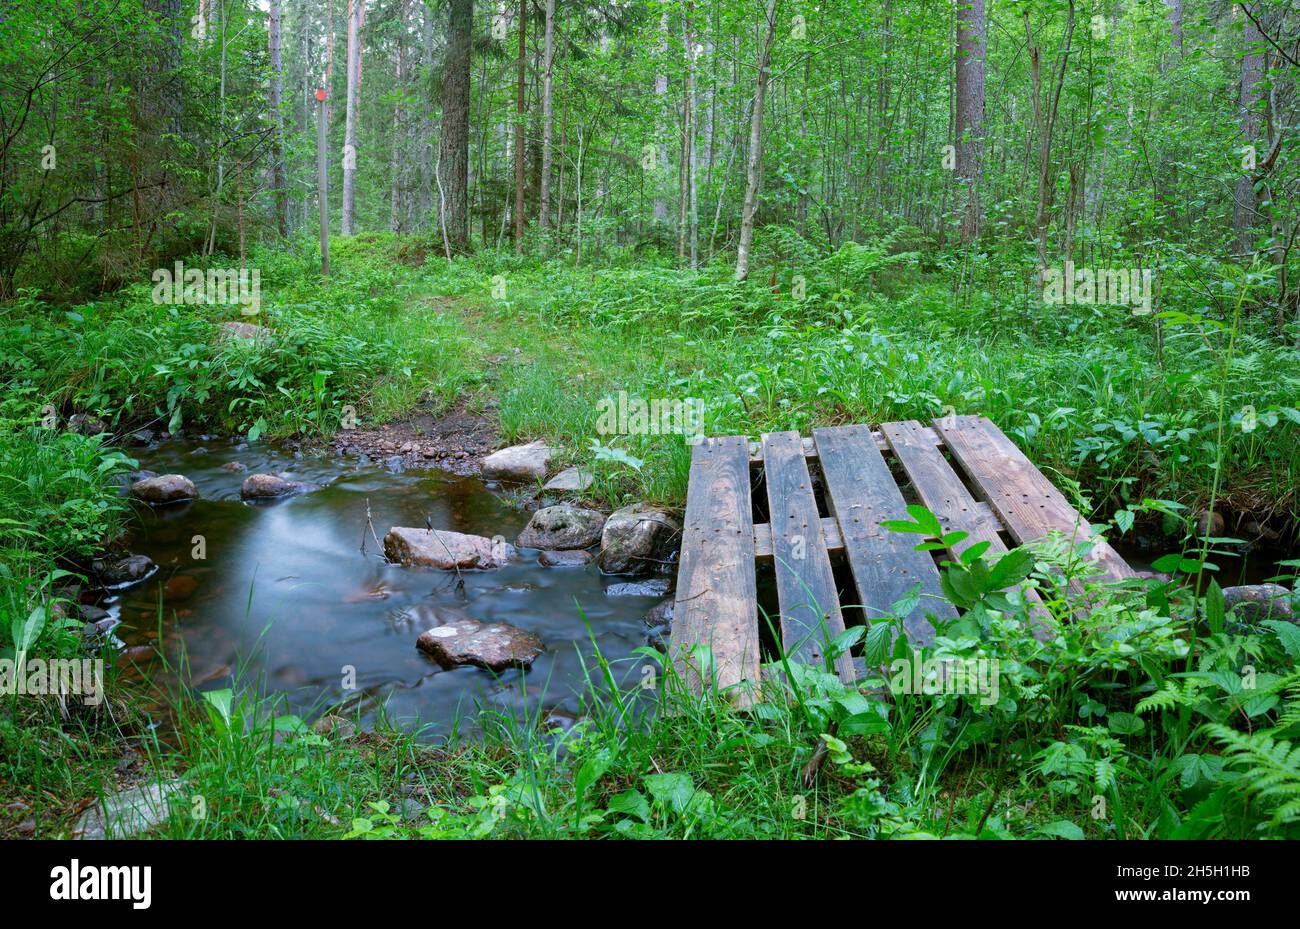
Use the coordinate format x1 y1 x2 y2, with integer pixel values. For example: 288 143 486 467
538 0 556 232
955 0 986 244
439 0 472 251
514 0 527 253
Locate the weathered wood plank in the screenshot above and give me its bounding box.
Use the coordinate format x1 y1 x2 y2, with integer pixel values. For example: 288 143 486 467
668 436 762 707
754 503 1000 561
747 428 931 465
762 431 855 682
932 415 1138 583
882 420 1055 637
882 420 1006 552
754 517 842 561
813 424 958 646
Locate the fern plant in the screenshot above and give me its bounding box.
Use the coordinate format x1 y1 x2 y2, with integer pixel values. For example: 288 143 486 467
1204 709 1300 827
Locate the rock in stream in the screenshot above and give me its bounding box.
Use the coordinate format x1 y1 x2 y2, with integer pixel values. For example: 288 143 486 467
597 503 681 575
384 527 515 570
481 440 555 483
130 474 198 504
516 504 605 550
416 618 544 671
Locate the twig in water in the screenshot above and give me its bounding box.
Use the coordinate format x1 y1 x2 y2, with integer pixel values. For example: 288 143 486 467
425 515 465 597
360 498 384 555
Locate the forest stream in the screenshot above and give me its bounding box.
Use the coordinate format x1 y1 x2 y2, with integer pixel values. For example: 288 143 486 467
104 440 663 733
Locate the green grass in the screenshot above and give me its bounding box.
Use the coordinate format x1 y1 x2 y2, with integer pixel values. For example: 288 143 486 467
416 242 1300 528
2 232 1299 840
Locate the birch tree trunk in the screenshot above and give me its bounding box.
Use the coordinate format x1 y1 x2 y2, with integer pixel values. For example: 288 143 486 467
653 10 670 226
734 0 780 283
538 0 556 231
1234 3 1265 254
341 0 364 235
269 0 288 236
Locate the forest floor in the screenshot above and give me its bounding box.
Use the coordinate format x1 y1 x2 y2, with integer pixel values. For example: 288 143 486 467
2 233 1298 839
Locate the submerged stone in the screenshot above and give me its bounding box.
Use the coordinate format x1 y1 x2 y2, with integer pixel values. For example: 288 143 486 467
240 472 320 500
416 618 544 671
130 473 197 504
538 549 595 567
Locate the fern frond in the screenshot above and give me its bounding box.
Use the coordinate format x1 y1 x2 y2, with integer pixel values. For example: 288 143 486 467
1205 724 1300 824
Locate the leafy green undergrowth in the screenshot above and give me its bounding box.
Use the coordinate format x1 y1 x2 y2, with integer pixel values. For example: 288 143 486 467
2 233 1299 840
416 241 1300 526
5 517 1296 840
0 233 481 444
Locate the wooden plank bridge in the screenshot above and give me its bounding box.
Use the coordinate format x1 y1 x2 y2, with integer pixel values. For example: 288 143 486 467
668 415 1138 707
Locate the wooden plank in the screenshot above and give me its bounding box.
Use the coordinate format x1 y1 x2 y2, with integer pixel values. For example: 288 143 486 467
882 420 1055 637
762 431 855 682
755 504 999 562
932 415 1138 583
754 517 842 561
668 436 762 707
747 428 925 465
813 424 958 646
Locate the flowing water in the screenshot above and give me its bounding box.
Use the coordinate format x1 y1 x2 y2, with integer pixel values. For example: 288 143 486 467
107 440 664 734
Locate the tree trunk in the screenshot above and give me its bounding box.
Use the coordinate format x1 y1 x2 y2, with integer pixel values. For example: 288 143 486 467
390 0 407 232
418 3 435 228
439 0 472 251
680 3 698 266
955 0 985 244
327 0 336 129
734 0 780 283
653 10 670 226
1165 0 1183 53
269 0 288 236
538 0 556 232
1025 1 1075 270
514 0 527 252
341 0 364 235
1234 3 1265 254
